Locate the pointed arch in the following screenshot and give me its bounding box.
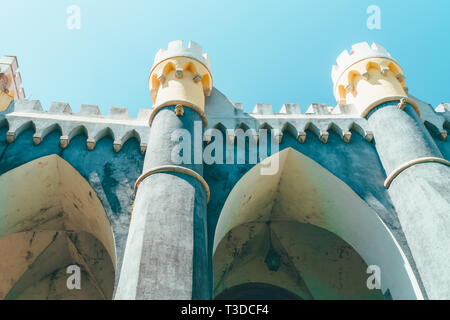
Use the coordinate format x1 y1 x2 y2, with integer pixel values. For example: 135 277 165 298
10 120 36 140
213 148 422 300
424 121 441 137
347 70 361 87
281 122 298 140
204 122 227 145
0 155 116 299
235 122 251 131
366 61 381 73
68 125 88 140
201 73 212 91
259 122 273 132
328 122 344 136
162 61 176 77
120 129 141 145
304 122 328 143
349 122 373 141
40 123 62 140
0 117 8 130
183 61 197 75
444 120 450 131
388 62 401 76
94 127 115 142
212 122 227 137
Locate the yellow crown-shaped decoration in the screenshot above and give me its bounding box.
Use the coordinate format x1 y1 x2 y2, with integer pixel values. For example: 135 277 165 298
331 42 417 117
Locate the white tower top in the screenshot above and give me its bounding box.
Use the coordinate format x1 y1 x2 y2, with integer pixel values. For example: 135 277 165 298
331 42 393 86
152 40 211 71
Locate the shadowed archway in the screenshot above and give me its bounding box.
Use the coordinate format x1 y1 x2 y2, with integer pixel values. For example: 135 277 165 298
215 282 302 300
213 148 422 300
0 155 116 299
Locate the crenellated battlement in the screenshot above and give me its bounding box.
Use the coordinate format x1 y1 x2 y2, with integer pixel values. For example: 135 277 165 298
3 93 448 155
153 40 210 71
207 100 373 144
331 42 413 117
204 87 449 144
149 41 213 117
2 39 450 302
247 103 339 116
207 117 371 145
2 41 449 158
331 42 393 85
3 100 151 153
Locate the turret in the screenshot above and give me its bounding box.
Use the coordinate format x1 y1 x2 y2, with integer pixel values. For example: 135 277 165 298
0 55 25 112
331 42 419 117
332 42 450 299
116 41 212 300
149 40 212 124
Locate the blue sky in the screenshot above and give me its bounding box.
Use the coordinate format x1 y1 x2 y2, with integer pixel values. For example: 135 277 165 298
1 0 450 116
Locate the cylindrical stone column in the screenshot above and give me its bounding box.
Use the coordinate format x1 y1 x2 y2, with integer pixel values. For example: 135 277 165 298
367 102 450 299
116 40 213 300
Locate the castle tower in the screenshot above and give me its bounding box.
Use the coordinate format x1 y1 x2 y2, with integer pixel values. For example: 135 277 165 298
331 42 417 117
149 40 212 119
116 41 212 300
0 55 25 112
332 42 450 299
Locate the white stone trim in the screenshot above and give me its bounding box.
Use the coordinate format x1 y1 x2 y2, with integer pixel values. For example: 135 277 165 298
384 157 450 188
149 101 208 126
134 165 210 203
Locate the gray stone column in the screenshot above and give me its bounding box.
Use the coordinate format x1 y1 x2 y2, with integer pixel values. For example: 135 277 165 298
115 106 210 300
368 101 450 299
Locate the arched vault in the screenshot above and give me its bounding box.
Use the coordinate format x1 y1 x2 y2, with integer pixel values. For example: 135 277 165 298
213 148 423 300
0 155 116 300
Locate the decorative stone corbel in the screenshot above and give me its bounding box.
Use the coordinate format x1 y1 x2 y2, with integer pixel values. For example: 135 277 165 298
60 136 70 148
86 138 96 151
6 131 15 143
272 129 283 144
193 73 202 83
175 104 184 116
397 98 407 110
396 74 405 82
319 131 329 144
365 131 374 142
438 130 447 141
342 131 352 143
157 74 166 84
33 133 43 145
297 132 306 144
175 68 183 79
140 143 147 155
113 140 123 153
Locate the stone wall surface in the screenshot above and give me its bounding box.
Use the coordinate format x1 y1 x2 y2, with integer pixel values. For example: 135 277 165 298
0 84 448 299
0 121 144 293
